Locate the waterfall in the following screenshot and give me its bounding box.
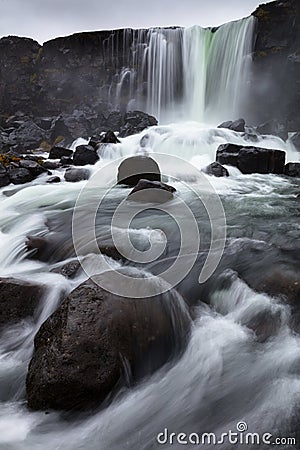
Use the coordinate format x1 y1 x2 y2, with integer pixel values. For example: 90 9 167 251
110 16 255 123
204 17 256 122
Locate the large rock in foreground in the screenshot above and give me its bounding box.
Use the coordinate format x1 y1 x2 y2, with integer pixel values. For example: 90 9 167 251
216 144 286 174
0 278 44 330
26 271 190 410
117 155 161 186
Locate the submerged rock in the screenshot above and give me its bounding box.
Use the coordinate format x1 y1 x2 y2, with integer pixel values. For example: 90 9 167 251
117 155 161 186
216 144 286 174
47 176 61 183
0 278 44 330
128 179 176 203
26 270 190 410
202 162 229 177
64 168 90 182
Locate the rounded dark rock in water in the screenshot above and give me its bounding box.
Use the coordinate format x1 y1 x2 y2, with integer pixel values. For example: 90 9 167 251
73 144 99 166
128 179 176 203
26 270 190 410
8 167 33 184
64 168 90 182
51 260 81 279
202 162 229 177
117 155 161 186
42 160 60 170
217 118 245 133
47 176 61 183
49 146 73 160
0 278 44 330
284 162 300 178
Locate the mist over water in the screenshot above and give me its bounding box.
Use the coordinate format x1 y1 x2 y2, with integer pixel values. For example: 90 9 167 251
1 12 300 450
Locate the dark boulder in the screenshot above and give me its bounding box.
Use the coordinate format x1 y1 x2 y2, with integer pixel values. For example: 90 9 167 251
128 179 176 203
202 162 229 177
0 163 10 187
6 120 48 152
19 159 46 177
9 167 33 184
238 147 285 175
216 143 240 167
26 271 190 410
42 160 60 170
73 145 99 166
117 155 161 186
51 261 81 279
60 156 73 166
256 119 288 141
49 146 73 159
119 111 158 138
64 168 90 182
88 130 120 148
49 114 88 146
284 162 300 178
26 236 49 261
47 176 61 183
216 144 286 174
0 278 43 329
217 118 245 133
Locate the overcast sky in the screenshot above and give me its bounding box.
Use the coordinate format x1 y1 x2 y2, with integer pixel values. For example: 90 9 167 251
1 0 273 44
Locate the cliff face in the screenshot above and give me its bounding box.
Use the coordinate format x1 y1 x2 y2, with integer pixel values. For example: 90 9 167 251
0 30 145 119
250 0 300 130
0 36 41 116
0 0 299 130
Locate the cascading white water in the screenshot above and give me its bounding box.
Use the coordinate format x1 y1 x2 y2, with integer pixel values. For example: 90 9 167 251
145 28 183 120
111 16 255 123
184 17 255 122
